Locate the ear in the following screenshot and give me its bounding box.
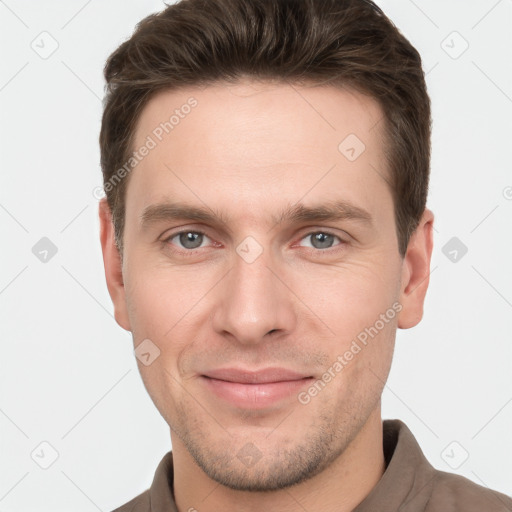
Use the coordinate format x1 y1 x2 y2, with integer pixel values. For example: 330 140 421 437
99 199 131 331
397 208 434 329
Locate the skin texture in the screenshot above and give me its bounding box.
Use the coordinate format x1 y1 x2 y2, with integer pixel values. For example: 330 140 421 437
99 79 434 512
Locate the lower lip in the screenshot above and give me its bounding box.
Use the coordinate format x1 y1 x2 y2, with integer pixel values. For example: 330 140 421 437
201 376 313 409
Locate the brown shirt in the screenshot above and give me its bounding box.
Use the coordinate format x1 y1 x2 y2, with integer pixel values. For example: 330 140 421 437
112 419 512 511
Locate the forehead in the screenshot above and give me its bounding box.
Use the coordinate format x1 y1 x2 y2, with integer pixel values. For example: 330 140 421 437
134 79 384 156
126 79 391 226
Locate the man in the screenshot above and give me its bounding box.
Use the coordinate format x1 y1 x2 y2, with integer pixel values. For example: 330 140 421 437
98 0 512 510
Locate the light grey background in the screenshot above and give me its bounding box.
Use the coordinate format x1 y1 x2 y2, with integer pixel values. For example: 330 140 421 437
1 0 511 510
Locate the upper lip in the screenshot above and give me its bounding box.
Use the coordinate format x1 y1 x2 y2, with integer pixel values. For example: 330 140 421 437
202 368 311 384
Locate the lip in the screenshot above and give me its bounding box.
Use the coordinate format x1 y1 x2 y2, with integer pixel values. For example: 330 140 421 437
200 367 313 408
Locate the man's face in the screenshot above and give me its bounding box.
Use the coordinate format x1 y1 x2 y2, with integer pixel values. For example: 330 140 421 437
102 80 421 491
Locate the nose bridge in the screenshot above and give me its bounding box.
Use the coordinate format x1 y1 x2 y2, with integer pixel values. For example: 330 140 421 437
212 241 294 343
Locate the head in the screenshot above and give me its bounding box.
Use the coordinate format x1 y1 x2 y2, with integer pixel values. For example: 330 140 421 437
99 0 434 492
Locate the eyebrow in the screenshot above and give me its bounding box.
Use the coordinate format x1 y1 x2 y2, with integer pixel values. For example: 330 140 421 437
139 199 373 231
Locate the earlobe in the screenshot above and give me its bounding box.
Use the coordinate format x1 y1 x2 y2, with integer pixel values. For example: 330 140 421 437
98 199 132 331
397 209 434 330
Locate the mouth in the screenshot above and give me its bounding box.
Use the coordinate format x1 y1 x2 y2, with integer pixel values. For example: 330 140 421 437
200 368 314 409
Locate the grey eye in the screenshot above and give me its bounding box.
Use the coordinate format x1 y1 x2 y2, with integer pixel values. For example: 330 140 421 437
300 232 341 250
176 231 206 249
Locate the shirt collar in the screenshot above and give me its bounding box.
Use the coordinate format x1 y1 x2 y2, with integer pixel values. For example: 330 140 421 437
149 450 177 512
353 419 436 511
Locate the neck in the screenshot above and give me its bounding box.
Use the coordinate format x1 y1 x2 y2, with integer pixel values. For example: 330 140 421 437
172 406 385 512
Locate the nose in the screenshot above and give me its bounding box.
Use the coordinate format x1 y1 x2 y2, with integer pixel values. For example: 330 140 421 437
211 245 297 345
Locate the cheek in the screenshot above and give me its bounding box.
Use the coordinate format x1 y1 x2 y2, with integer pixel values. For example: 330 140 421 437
298 262 400 395
124 262 218 399
300 261 401 338
124 261 211 340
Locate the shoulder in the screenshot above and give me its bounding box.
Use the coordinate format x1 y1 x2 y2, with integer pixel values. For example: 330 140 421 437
111 489 150 512
426 469 512 512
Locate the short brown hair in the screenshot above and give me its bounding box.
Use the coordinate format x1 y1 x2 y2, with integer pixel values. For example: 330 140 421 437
99 0 431 257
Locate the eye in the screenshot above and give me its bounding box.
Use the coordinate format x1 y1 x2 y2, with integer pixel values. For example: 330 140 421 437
161 229 346 255
164 230 212 250
297 231 344 250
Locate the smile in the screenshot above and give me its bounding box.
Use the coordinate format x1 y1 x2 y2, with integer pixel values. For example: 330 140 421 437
200 368 314 409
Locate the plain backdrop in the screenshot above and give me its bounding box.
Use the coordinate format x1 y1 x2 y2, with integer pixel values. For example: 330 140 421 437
0 1 511 510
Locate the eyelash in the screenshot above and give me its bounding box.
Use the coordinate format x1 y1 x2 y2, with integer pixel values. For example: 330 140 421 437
161 229 347 256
